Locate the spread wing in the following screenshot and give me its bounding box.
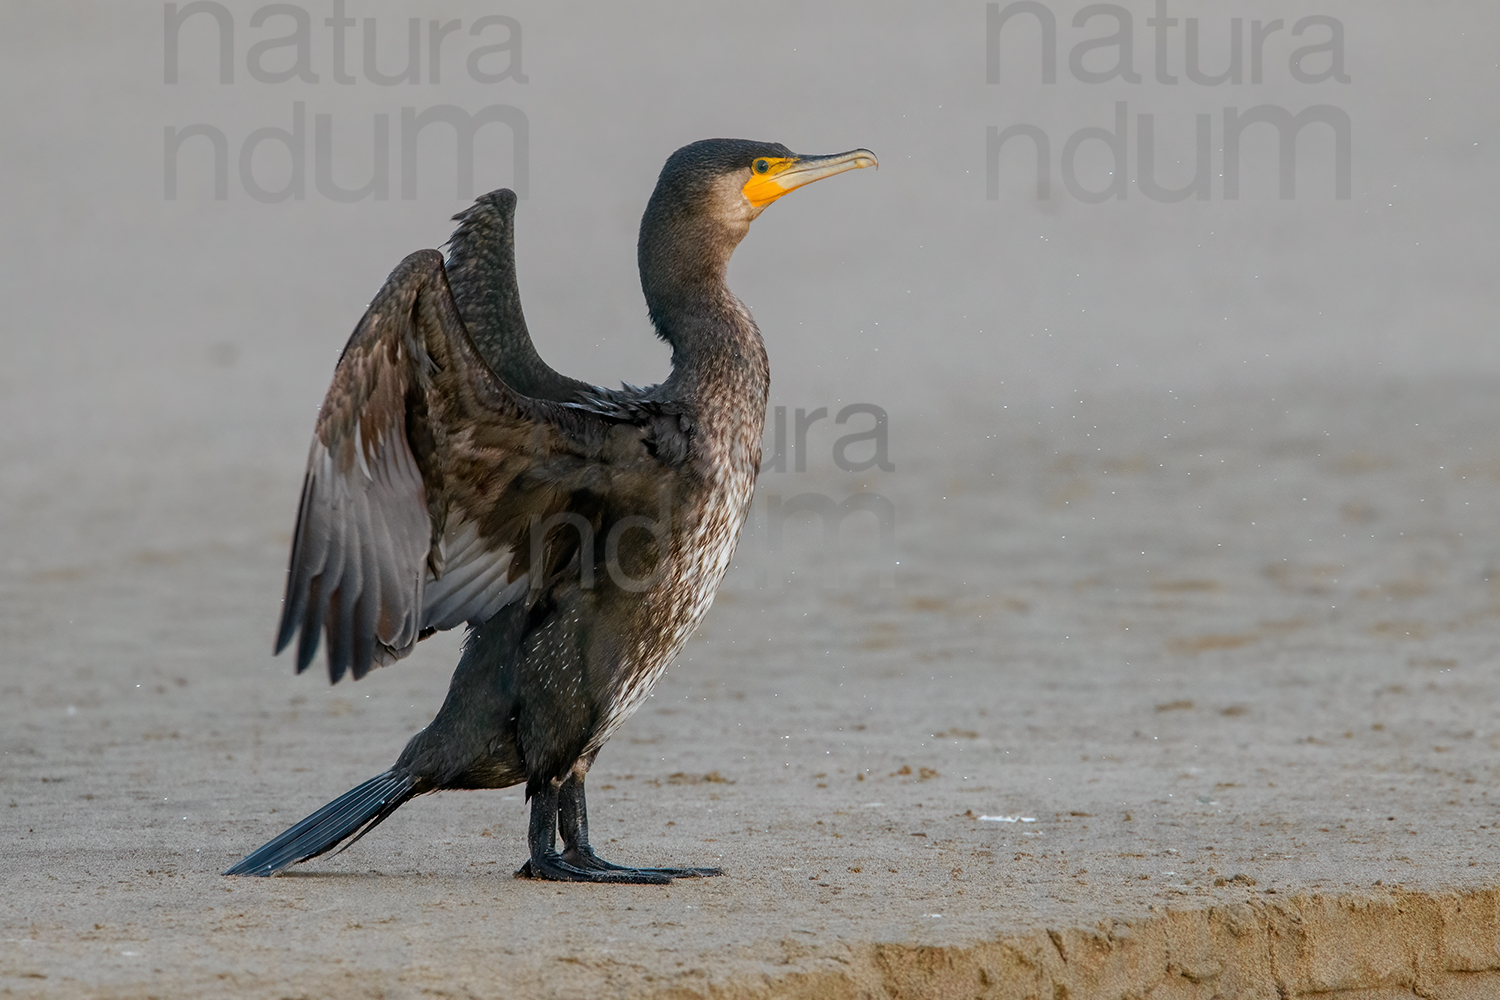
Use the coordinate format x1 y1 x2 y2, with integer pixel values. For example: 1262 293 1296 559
445 189 599 403
273 248 649 684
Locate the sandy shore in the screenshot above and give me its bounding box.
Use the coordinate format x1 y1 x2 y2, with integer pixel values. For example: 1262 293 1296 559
5 379 1500 998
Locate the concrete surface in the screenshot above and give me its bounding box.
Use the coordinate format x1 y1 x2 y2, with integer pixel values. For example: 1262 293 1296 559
6 380 1500 998
5 2 1500 997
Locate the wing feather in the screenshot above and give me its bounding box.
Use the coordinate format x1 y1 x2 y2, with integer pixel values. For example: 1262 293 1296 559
273 249 628 683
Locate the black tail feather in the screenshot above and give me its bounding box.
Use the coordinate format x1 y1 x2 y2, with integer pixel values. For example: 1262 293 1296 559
222 770 417 876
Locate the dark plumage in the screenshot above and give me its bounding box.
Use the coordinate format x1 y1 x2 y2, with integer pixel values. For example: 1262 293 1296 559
224 138 876 881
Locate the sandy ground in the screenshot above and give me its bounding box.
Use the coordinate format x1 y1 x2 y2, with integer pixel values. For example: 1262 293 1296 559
4 2 1500 996
6 379 1500 998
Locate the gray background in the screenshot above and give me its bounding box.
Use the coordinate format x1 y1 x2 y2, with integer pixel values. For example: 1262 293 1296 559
5 4 1500 996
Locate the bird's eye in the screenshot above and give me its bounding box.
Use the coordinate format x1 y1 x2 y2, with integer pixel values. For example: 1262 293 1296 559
754 159 770 174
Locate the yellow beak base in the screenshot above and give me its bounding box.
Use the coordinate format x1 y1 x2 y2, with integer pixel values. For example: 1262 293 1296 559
741 149 879 209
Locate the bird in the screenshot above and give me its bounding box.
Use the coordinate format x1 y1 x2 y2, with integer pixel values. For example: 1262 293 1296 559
222 138 877 881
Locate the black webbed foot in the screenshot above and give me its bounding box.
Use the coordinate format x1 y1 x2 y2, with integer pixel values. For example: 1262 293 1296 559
515 852 673 884
562 845 721 879
516 775 724 884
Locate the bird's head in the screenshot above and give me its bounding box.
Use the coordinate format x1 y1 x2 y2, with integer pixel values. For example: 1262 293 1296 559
639 139 877 326
647 138 878 232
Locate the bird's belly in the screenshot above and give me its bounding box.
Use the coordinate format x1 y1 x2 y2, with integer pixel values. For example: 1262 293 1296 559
585 468 757 752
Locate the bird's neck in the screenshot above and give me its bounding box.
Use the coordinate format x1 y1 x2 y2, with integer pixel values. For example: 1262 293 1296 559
663 291 769 400
671 300 770 483
639 213 770 420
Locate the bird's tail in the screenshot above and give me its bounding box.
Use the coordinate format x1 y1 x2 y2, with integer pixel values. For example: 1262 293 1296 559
222 770 417 877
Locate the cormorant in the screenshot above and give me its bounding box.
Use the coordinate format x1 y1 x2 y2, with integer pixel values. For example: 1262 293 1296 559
223 139 877 881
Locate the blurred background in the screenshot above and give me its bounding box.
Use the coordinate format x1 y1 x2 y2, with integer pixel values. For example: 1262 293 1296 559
0 0 1495 611
6 7 1500 958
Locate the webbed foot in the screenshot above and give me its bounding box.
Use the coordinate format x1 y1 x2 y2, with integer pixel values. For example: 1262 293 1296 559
518 773 726 885
563 846 721 878
515 852 673 884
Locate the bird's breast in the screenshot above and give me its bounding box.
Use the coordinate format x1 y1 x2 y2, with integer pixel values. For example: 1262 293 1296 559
586 402 765 751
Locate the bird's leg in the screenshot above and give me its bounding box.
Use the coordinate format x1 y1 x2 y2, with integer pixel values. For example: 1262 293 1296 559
514 780 672 884
556 773 722 879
